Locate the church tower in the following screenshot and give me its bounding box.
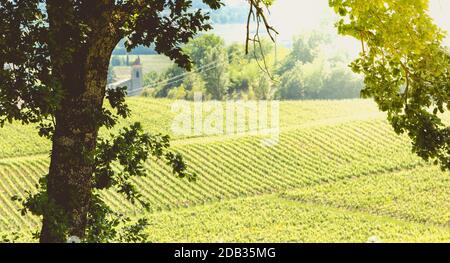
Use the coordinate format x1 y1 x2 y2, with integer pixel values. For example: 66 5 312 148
131 56 143 93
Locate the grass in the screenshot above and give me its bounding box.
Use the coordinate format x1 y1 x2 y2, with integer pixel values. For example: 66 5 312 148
0 98 448 242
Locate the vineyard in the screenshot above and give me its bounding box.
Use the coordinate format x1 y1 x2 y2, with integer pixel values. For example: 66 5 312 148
0 98 448 242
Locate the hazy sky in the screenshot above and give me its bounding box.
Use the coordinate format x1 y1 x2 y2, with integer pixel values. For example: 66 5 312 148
222 0 450 49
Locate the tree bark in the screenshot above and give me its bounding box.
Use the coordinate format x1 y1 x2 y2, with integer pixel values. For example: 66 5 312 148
40 53 114 242
40 1 117 242
40 93 102 243
39 58 111 242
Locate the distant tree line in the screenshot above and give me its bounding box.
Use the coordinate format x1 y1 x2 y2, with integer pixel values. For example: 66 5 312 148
112 46 157 55
110 55 137 67
112 39 157 55
192 0 248 24
277 32 363 100
143 33 364 101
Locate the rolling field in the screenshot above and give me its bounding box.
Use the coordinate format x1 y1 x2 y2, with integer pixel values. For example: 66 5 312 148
0 98 448 242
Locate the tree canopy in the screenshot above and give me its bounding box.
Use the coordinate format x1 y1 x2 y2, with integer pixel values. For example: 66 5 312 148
330 0 450 170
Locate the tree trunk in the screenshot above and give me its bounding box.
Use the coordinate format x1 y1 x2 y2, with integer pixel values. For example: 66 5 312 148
39 50 113 242
38 0 119 243
39 57 110 242
40 95 100 243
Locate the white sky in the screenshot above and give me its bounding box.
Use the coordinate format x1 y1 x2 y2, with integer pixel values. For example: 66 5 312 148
221 0 450 50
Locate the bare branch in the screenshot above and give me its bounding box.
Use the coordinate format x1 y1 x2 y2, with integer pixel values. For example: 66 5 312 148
245 0 278 54
245 0 278 80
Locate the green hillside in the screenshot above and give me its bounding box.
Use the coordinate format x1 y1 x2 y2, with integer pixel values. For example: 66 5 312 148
0 98 448 242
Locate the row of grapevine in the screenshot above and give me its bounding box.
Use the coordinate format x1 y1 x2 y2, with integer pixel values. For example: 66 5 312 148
0 118 428 232
0 98 385 158
283 166 450 226
143 193 449 243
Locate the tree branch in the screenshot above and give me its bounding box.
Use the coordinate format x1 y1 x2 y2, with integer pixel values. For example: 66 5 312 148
245 0 278 55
